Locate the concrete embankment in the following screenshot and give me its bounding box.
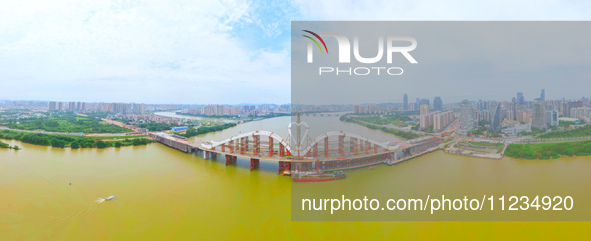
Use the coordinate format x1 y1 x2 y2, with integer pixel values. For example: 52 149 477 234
444 143 507 160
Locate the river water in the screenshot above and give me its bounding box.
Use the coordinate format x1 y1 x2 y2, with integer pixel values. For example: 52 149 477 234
1 113 590 240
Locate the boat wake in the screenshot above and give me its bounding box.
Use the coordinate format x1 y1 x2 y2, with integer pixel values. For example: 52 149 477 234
95 198 105 204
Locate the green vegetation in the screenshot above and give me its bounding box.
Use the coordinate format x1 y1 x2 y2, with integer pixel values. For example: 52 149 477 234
183 122 237 138
0 130 153 149
86 135 147 140
505 140 591 159
0 140 20 150
6 113 132 133
518 127 547 136
538 124 591 139
467 126 486 136
469 141 503 148
468 120 498 137
347 113 412 127
340 115 420 139
137 122 175 131
176 112 238 119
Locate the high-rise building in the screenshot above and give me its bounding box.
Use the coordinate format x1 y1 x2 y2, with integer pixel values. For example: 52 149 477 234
133 103 145 115
419 104 434 130
68 102 76 111
460 100 476 131
403 93 408 111
490 102 502 133
419 99 430 108
540 89 545 101
433 111 454 131
49 101 57 111
433 97 443 111
517 92 525 105
532 102 547 129
420 104 429 115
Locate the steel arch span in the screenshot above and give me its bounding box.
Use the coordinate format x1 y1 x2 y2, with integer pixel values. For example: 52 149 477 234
299 131 401 157
200 130 292 154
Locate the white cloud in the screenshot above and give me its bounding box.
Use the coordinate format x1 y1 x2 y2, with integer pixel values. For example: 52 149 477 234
293 0 591 20
1 0 590 104
0 0 291 104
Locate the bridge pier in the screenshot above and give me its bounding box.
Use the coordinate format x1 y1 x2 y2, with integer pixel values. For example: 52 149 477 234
278 161 291 175
253 135 260 156
269 137 273 157
324 137 329 157
339 135 345 157
279 143 285 157
203 151 210 159
250 158 259 171
313 143 318 158
225 155 237 165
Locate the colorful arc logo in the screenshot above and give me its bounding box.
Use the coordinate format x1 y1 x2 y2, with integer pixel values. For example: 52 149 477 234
302 30 328 54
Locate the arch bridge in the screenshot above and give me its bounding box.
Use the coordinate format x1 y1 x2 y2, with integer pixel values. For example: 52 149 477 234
195 130 440 174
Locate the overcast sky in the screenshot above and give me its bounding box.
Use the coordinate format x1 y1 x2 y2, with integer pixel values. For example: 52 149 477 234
1 0 590 104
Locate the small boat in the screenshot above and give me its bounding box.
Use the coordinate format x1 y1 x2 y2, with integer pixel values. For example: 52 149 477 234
105 196 116 201
293 171 346 183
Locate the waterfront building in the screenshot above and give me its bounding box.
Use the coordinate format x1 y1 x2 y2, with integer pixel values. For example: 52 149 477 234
490 102 502 133
460 99 476 132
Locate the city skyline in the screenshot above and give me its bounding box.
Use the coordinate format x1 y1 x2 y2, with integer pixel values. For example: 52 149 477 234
1 87 587 106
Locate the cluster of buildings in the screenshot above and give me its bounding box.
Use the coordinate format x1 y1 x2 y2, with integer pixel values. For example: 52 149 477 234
419 104 454 131
402 94 444 112
292 105 349 113
180 104 290 117
459 89 590 135
353 104 382 114
48 101 146 115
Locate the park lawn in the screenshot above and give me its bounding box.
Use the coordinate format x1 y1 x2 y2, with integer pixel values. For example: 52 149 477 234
505 140 591 160
8 113 132 133
469 142 503 148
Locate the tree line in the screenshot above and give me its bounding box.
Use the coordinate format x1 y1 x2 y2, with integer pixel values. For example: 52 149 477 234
505 141 591 159
0 140 20 150
182 122 237 138
0 130 152 149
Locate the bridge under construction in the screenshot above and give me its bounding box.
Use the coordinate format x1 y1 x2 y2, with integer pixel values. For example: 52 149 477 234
149 116 441 174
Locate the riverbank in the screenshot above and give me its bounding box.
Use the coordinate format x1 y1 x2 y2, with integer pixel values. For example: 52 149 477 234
0 129 153 149
340 116 421 140
0 140 20 150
